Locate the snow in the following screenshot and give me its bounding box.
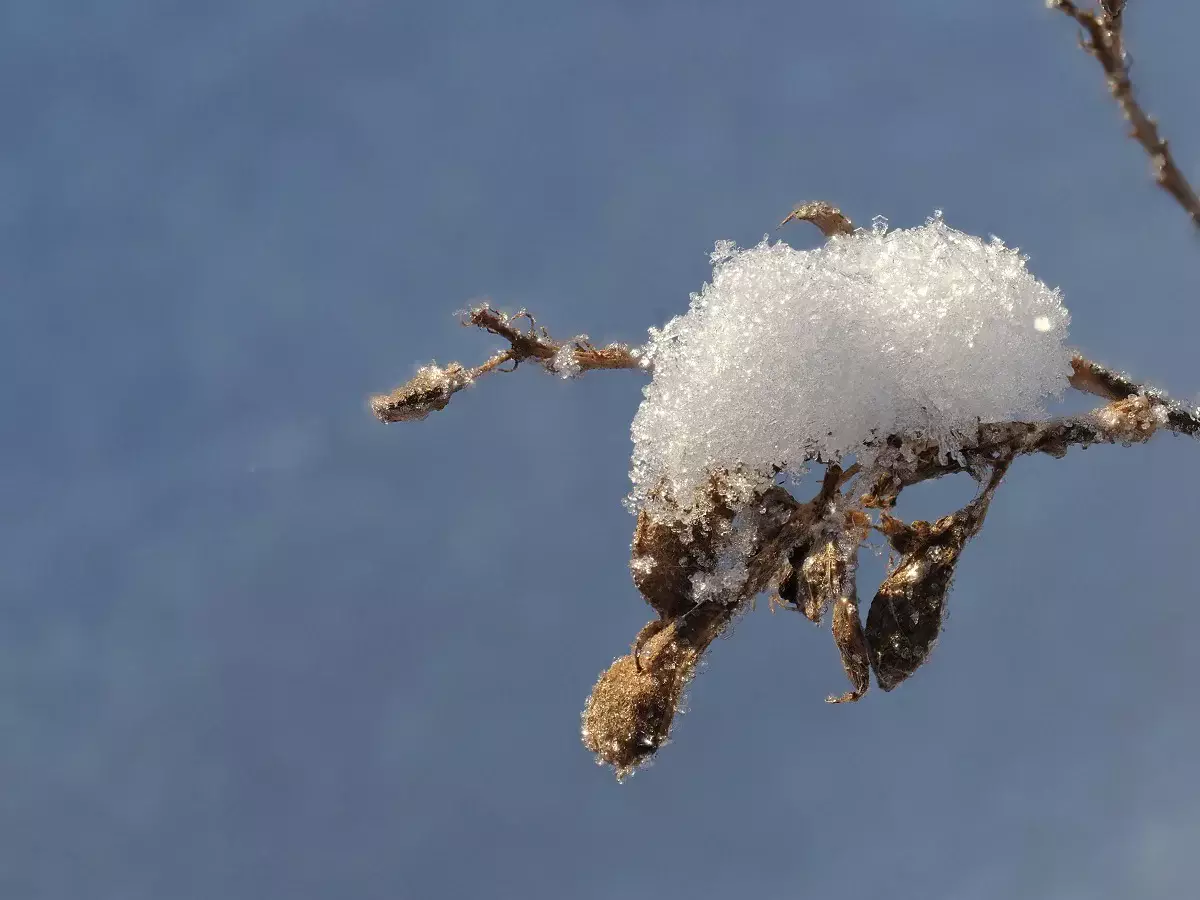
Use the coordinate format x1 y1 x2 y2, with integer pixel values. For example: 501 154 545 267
628 213 1072 514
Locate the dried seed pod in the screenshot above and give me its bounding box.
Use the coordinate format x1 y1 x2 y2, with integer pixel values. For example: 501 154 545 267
582 607 730 780
800 508 872 621
369 362 471 423
581 643 697 780
775 558 801 609
630 511 703 621
629 474 741 619
861 471 903 509
771 536 813 616
866 538 956 692
1095 395 1168 444
829 596 870 703
866 460 1010 691
800 541 843 624
802 520 872 701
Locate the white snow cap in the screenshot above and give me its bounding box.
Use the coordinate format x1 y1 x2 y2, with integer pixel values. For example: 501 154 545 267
629 213 1072 513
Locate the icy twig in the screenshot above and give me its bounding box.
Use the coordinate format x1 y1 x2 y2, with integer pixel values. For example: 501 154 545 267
860 392 1184 511
1049 0 1200 229
369 304 644 423
1069 354 1200 437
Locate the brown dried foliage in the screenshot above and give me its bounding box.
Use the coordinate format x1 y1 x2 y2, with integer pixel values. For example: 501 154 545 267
372 197 1197 776
376 8 1200 774
866 459 1009 692
582 608 726 781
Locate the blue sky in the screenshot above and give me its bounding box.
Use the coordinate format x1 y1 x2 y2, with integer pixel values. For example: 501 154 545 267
2 2 1199 897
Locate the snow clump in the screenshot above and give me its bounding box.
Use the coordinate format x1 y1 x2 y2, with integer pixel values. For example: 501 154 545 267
628 213 1072 515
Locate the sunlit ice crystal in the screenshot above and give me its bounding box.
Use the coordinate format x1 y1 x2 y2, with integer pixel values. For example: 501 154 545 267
628 213 1072 514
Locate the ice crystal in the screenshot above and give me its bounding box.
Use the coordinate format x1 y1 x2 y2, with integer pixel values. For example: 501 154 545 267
548 335 587 379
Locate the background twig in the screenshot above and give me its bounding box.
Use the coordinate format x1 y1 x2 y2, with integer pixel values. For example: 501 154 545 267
1050 0 1200 228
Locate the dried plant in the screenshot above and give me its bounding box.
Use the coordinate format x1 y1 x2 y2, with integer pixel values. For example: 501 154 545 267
372 3 1199 780
1049 0 1200 228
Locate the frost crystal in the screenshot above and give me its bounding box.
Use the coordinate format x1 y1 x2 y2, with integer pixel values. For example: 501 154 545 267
549 335 587 379
629 214 1072 512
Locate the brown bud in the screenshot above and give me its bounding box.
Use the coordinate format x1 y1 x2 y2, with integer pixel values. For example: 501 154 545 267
866 459 1009 691
581 624 701 780
828 596 870 703
369 363 471 423
1096 395 1167 444
799 512 871 625
800 542 843 624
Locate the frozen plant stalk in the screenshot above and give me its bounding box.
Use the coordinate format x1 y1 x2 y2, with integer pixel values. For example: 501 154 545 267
372 204 1200 780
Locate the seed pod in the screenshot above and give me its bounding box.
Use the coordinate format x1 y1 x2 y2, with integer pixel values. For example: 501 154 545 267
1096 395 1167 444
369 362 472 423
829 596 870 703
800 541 843 624
866 536 957 691
793 518 872 701
770 536 812 616
866 459 1010 691
582 605 731 780
630 511 702 621
581 642 698 780
629 475 741 619
775 559 801 608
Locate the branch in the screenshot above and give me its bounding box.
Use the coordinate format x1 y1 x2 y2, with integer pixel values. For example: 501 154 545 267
860 386 1191 509
1049 0 1200 229
586 371 1195 776
369 304 645 423
1069 354 1200 437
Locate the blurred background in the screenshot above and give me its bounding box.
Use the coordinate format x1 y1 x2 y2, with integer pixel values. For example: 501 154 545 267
2 1 1198 897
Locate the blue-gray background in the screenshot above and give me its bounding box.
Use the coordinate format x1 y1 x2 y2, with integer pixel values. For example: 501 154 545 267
3 2 1198 898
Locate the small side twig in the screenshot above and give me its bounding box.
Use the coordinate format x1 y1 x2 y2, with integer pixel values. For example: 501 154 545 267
369 304 645 423
1049 0 1200 229
1070 354 1200 437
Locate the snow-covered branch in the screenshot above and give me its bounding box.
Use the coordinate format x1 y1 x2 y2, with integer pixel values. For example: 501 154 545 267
372 199 1197 779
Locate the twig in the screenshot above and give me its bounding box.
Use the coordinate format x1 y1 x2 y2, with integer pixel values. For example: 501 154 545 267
860 388 1190 510
369 304 644 423
1049 0 1200 229
1070 354 1200 437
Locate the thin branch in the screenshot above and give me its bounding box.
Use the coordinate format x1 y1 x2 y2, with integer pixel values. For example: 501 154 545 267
860 390 1188 511
1050 0 1200 229
1070 354 1200 437
369 304 645 423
